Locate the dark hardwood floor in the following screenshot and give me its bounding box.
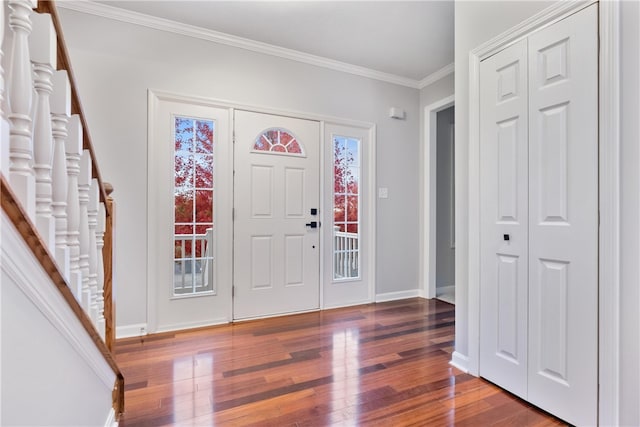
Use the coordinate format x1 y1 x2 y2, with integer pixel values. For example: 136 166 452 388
116 298 565 426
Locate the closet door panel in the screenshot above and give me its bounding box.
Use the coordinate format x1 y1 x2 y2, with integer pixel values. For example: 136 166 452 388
479 38 529 398
527 5 598 426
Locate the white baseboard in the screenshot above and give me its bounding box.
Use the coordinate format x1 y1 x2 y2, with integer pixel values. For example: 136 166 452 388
450 351 470 373
116 323 148 339
375 289 421 303
104 408 118 427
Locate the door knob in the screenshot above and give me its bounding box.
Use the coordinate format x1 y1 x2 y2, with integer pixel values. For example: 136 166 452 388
306 221 318 229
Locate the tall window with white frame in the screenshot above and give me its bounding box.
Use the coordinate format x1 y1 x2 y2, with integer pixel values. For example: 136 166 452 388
173 116 215 296
333 135 360 280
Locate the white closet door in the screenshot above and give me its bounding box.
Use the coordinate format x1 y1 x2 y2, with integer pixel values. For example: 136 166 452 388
479 38 529 398
527 5 598 425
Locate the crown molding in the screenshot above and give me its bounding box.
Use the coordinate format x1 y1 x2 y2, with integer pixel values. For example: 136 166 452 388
418 62 454 89
58 1 432 89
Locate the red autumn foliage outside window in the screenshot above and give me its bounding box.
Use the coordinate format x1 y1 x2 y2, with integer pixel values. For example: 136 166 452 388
334 136 359 234
174 117 214 258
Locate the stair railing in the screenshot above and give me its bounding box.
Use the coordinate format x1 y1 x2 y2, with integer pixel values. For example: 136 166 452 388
1 0 123 417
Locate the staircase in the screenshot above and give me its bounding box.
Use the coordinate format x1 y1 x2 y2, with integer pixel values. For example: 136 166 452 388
1 0 123 424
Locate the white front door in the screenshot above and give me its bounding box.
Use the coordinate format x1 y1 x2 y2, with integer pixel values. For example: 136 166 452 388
479 4 598 426
233 110 320 319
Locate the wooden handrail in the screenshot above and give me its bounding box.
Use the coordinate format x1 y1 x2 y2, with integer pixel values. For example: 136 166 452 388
35 0 111 216
1 176 124 416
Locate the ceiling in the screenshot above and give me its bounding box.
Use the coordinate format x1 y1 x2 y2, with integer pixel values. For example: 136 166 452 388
90 1 454 85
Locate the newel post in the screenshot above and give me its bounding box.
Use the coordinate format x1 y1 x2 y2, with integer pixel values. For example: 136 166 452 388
103 182 115 351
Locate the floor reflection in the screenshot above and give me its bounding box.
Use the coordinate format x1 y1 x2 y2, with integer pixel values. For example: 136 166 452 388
331 328 360 424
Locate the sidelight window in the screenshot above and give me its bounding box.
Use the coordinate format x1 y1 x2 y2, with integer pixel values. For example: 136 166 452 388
333 135 360 280
173 116 215 296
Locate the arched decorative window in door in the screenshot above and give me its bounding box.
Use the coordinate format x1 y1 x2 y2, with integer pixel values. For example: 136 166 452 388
253 128 305 156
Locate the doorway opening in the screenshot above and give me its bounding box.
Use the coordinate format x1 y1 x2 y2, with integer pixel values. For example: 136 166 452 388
434 106 455 304
423 95 455 302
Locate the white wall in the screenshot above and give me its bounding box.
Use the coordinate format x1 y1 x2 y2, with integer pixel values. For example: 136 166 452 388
619 1 640 424
1 215 115 427
454 0 553 362
57 9 422 329
436 106 455 289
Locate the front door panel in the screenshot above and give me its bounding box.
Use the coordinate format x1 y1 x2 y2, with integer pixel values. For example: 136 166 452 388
233 111 320 319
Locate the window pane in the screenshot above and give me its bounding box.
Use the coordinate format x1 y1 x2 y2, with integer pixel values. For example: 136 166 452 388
287 140 302 154
195 190 213 223
194 155 213 188
195 120 214 154
175 154 194 188
195 224 213 235
346 195 359 222
334 195 346 222
175 117 194 152
333 135 361 280
175 190 194 223
175 224 193 235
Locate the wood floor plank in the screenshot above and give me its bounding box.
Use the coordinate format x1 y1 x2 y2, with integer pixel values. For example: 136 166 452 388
117 299 566 426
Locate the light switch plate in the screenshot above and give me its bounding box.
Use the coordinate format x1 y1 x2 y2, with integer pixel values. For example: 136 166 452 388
378 187 389 199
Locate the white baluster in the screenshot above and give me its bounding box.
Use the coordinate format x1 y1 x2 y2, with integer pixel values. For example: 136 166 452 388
78 149 92 313
88 178 99 325
66 115 83 301
1 1 11 174
96 202 106 339
7 0 37 217
30 12 56 249
51 70 71 279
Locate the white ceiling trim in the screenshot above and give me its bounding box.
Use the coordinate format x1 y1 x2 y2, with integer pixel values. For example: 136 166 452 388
418 62 454 89
58 0 438 89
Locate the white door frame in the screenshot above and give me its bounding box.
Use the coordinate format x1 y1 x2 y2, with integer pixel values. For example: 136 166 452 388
147 90 376 330
466 1 621 425
422 95 455 299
